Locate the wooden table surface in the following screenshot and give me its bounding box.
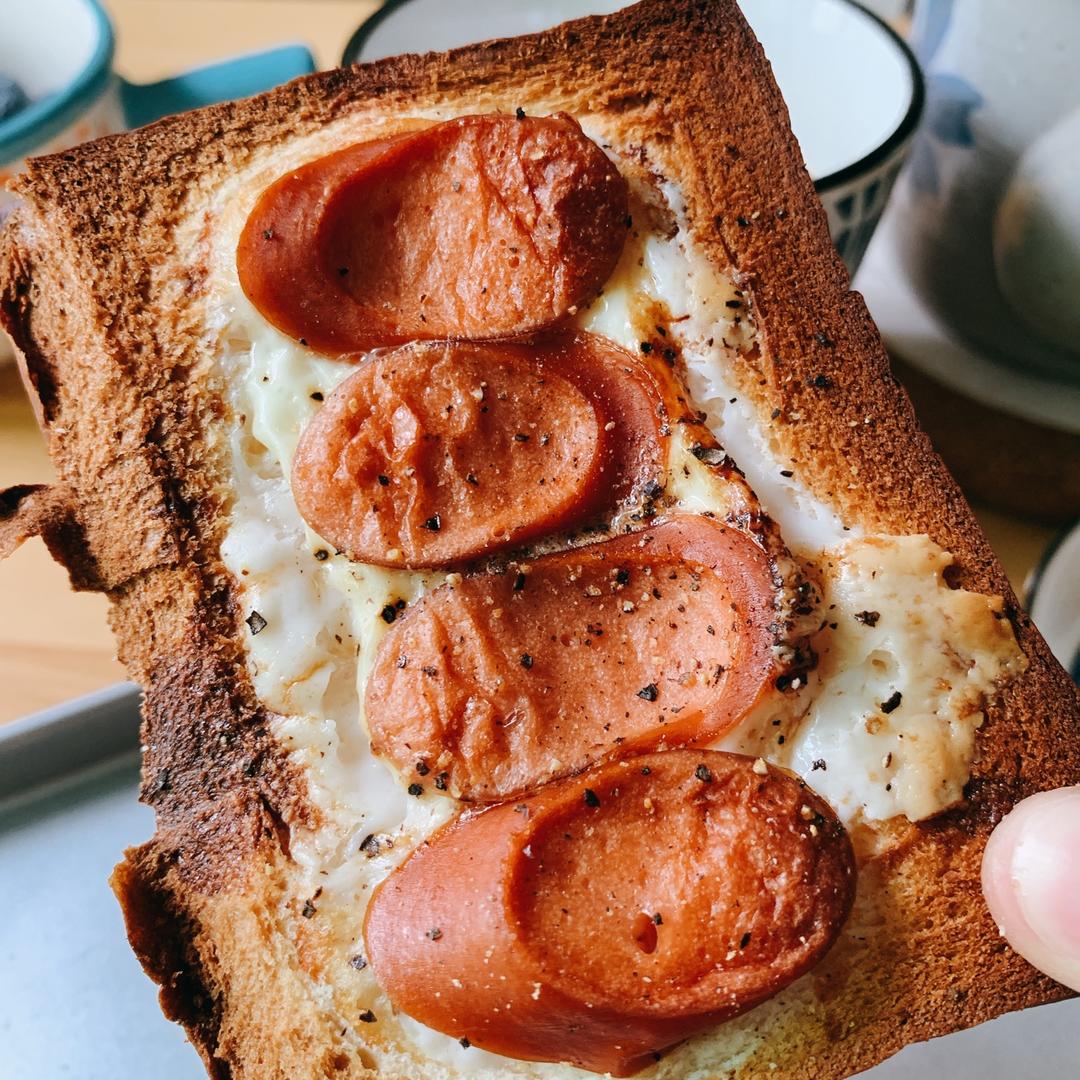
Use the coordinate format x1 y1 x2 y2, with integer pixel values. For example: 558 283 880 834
0 0 1056 724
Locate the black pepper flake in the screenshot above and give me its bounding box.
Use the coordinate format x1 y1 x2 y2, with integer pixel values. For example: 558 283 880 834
434 772 449 791
640 341 653 354
625 214 633 229
770 408 782 420
662 346 677 362
423 514 442 531
465 473 479 486
616 568 630 585
337 266 350 277
301 898 317 918
725 299 743 309
359 833 381 857
310 391 324 402
691 444 727 466
653 913 663 925
780 469 794 478
358 1010 377 1024
641 766 651 775
515 106 526 120
426 927 443 941
349 955 368 971
855 610 881 627
514 432 530 442
377 474 390 486
246 611 268 635
415 760 430 776
880 690 903 714
811 374 832 388
262 228 274 240
459 1037 471 1049
583 788 601 808
736 215 750 227
740 931 752 949
299 337 308 347
637 683 659 702
695 763 714 783
513 572 527 592
408 782 424 797
643 479 664 500
520 653 534 669
811 759 827 772
380 605 397 624
813 331 835 348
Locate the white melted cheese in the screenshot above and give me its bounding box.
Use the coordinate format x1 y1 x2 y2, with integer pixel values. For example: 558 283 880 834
782 535 1025 823
198 112 1025 1075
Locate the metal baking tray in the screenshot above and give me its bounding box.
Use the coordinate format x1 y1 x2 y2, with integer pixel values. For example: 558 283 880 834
1 684 1077 1079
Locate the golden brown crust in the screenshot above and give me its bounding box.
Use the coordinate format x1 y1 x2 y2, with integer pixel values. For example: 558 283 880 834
2 1 1078 1077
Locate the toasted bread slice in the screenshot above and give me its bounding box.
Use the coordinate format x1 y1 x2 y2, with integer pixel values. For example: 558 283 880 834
2 2 1078 1077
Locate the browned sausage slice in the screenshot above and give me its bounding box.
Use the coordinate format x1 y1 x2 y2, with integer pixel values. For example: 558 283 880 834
290 333 665 568
365 516 780 799
237 113 629 355
363 750 855 1076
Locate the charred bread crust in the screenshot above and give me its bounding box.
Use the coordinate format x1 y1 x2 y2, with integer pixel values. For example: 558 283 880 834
1 1 1078 1076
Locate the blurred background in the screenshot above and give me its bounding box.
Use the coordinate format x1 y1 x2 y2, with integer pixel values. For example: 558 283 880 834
1 0 1077 723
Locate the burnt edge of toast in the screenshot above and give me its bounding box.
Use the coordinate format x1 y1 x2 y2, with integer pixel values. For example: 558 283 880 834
2 1 1078 1076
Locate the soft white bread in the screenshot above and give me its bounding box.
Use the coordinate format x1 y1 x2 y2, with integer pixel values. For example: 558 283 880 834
1 2 1078 1078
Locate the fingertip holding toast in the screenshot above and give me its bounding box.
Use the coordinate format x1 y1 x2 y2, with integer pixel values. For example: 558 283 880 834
2 2 1078 1077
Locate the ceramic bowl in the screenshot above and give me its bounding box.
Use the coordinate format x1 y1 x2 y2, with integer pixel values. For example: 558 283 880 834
0 0 315 200
0 0 315 362
1026 520 1080 684
342 0 924 276
0 0 121 207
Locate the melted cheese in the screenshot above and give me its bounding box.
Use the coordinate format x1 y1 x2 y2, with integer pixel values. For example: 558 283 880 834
199 112 1025 1074
782 535 1025 823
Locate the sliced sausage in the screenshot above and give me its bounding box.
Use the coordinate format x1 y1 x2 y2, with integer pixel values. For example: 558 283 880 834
366 516 780 800
291 333 665 568
364 749 856 1076
237 113 629 355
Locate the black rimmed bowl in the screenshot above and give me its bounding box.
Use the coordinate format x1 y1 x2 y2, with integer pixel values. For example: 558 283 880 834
343 0 924 277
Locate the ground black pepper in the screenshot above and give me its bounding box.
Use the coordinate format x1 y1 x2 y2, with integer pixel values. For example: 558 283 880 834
880 690 903 714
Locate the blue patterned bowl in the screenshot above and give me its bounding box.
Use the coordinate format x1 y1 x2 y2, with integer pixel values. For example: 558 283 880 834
344 0 924 277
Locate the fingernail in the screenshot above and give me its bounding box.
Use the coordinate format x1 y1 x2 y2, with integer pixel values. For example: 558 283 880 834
983 787 1080 991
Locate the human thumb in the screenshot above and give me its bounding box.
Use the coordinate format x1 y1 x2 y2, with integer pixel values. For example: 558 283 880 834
982 786 1080 992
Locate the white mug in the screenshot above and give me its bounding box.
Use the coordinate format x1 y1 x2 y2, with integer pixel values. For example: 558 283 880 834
895 0 1080 380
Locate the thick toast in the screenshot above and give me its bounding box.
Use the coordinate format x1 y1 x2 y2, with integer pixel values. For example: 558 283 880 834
2 2 1078 1077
